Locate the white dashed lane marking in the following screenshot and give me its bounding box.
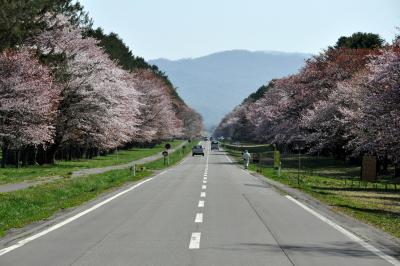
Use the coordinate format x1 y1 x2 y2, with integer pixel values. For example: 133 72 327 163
200 192 206 198
198 200 205 208
195 213 203 223
189 232 201 249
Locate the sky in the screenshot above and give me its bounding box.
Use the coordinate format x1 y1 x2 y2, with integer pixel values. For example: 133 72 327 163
79 0 400 60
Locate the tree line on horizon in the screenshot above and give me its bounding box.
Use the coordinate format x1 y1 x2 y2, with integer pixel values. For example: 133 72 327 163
214 32 400 175
0 0 203 167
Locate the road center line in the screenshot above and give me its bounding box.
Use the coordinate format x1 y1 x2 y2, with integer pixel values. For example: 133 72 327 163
189 232 201 249
195 213 203 223
198 200 205 207
286 195 400 266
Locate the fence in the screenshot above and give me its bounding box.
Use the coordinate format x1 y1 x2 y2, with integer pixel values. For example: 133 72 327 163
223 145 399 191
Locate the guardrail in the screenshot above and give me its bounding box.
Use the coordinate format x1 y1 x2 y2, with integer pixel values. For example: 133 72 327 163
220 143 273 153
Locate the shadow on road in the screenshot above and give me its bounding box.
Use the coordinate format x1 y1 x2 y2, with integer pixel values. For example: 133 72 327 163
212 241 400 260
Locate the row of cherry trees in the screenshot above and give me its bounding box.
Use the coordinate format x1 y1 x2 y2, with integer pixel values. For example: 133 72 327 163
215 35 400 167
0 14 202 167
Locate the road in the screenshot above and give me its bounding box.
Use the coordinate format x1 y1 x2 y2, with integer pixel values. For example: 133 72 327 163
0 141 397 266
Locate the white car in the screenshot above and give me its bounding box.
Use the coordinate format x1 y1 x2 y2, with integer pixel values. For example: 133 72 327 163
192 145 205 156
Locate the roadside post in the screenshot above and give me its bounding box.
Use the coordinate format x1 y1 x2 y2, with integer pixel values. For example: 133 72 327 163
297 145 301 185
278 162 282 177
162 150 169 165
293 138 305 186
274 150 281 168
163 143 171 165
273 146 281 177
130 164 136 177
182 145 186 157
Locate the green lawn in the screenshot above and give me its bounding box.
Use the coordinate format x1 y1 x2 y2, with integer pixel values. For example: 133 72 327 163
0 139 195 237
226 149 400 239
0 140 183 185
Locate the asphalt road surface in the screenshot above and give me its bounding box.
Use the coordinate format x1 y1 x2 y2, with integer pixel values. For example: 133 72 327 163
0 142 397 266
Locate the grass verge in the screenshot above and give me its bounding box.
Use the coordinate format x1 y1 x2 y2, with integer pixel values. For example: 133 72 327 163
226 149 400 239
0 140 194 238
144 141 198 170
0 140 183 185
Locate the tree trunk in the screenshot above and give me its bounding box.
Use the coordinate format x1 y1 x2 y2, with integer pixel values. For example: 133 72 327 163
395 163 400 178
381 155 389 175
46 141 60 165
68 145 72 161
1 144 8 168
22 147 29 166
33 146 38 165
88 148 93 159
15 150 20 168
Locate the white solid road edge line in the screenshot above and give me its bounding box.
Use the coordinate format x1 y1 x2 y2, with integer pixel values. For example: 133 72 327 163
0 176 160 257
189 232 201 249
179 158 188 165
285 195 400 266
225 155 233 163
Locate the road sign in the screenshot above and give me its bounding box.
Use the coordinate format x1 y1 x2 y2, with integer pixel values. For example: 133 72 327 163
165 143 171 150
162 150 169 165
362 155 377 181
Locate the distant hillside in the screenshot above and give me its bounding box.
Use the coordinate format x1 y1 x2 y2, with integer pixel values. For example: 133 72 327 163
150 50 310 129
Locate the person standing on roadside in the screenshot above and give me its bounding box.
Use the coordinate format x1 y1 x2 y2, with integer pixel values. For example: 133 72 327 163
243 150 251 169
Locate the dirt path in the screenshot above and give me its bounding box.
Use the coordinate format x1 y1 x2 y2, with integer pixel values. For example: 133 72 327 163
0 142 186 193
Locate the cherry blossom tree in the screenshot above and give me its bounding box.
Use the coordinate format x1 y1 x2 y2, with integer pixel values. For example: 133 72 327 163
180 106 203 139
133 70 183 141
35 14 141 162
0 48 59 167
347 39 400 163
300 72 367 156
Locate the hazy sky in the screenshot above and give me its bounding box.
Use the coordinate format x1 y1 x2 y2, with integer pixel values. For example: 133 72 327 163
80 0 400 60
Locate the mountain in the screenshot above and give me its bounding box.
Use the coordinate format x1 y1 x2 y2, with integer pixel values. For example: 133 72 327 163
149 50 311 129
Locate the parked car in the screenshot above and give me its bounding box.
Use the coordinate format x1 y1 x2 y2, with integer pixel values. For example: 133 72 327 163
192 145 205 156
202 136 208 141
211 141 219 151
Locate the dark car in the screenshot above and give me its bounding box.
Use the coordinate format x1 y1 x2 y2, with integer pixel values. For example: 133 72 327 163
211 141 219 150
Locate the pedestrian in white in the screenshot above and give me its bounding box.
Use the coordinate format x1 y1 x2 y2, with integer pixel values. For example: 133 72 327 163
243 150 251 169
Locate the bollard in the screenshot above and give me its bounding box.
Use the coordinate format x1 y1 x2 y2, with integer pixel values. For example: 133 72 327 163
131 164 136 177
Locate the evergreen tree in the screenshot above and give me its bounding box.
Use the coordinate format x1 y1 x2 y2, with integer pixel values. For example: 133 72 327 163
0 0 89 51
335 32 384 49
